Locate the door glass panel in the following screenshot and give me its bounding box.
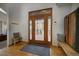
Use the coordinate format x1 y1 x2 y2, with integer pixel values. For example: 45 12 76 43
30 20 32 40
48 17 51 42
35 19 44 41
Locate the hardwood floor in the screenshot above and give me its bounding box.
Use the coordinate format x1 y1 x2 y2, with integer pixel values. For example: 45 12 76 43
0 41 66 56
51 46 66 56
59 42 79 56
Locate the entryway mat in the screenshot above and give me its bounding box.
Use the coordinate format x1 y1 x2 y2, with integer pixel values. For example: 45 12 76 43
21 44 50 56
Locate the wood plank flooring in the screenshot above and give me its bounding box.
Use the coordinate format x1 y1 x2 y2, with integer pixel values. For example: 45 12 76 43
59 42 79 56
0 41 66 56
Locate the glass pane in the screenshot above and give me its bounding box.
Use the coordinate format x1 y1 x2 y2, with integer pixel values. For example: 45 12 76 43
48 17 51 42
30 20 32 40
35 19 44 41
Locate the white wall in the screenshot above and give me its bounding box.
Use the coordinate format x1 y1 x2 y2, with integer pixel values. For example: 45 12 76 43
6 3 60 46
19 3 79 46
9 17 21 44
19 3 73 46
71 4 79 12
1 3 79 46
19 3 59 46
7 3 73 46
19 3 55 42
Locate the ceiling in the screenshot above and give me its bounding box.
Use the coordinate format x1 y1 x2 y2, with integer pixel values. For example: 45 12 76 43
0 3 74 20
56 3 73 6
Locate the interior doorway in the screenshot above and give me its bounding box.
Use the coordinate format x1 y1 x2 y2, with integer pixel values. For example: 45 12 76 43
28 8 52 46
0 8 8 49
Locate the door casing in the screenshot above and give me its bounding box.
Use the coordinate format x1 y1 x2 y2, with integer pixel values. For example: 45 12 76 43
28 8 52 46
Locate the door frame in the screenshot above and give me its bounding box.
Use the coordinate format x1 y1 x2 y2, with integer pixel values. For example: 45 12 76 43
28 8 53 46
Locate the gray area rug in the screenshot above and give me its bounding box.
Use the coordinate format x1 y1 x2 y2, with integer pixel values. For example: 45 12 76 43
0 40 7 49
21 44 50 56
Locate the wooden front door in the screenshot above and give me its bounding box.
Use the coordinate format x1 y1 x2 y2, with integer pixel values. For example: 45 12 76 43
29 8 52 46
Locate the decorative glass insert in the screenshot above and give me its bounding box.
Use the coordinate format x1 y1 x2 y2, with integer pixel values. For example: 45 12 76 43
35 19 44 41
30 20 32 40
48 17 51 42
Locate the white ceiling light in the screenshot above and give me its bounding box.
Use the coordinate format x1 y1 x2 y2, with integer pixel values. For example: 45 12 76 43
0 8 7 14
